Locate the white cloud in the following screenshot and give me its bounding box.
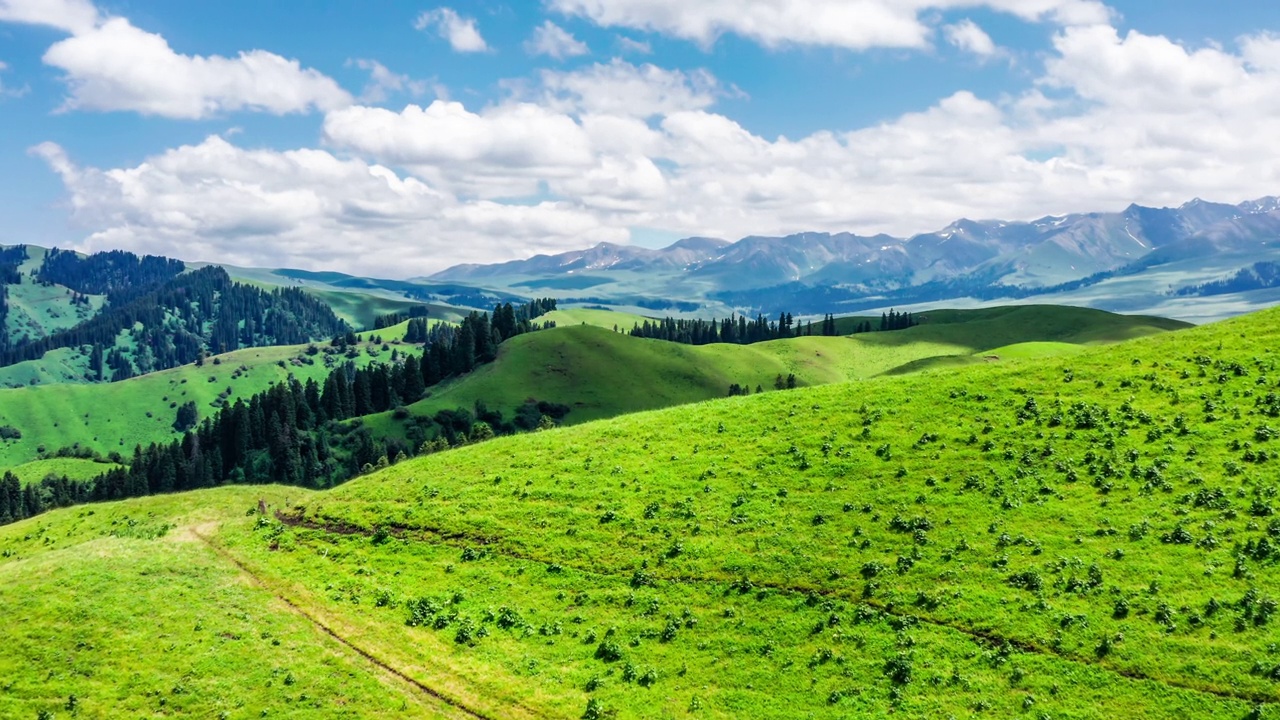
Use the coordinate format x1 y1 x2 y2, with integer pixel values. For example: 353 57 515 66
348 58 430 103
31 136 619 276
617 36 652 54
40 17 350 118
944 19 998 57
0 0 99 34
549 0 1110 50
29 19 1280 278
536 59 725 117
526 21 590 59
1242 32 1280 73
414 8 489 53
322 101 596 197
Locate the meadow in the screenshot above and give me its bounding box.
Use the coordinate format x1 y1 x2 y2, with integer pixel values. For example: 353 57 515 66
1 304 1272 718
371 305 1188 433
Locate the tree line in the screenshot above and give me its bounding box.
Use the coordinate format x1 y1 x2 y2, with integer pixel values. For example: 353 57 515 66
629 311 830 345
629 309 917 346
373 305 430 330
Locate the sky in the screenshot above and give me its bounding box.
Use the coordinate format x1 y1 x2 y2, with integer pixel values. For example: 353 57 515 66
1 0 1278 278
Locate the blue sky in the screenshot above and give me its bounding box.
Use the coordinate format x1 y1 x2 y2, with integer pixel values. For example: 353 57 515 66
1 0 1278 277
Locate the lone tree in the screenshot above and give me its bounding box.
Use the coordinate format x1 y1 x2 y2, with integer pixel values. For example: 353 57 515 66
173 401 198 433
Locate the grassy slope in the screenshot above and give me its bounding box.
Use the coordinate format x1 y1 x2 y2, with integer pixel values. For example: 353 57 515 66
373 306 1188 434
209 261 472 331
9 457 122 485
539 307 652 330
2 306 1276 718
310 289 468 331
0 487 459 719
0 338 418 470
285 305 1280 718
356 317 453 344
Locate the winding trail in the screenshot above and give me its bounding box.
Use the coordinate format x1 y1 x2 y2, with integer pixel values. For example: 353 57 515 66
191 525 507 720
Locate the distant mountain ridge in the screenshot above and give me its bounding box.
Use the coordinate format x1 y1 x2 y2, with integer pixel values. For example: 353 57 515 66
430 196 1280 319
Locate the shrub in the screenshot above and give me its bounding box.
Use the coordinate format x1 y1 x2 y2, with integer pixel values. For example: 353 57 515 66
1007 571 1044 592
595 640 623 662
884 652 914 685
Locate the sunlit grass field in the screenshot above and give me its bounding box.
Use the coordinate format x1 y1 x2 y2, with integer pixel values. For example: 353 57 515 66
1 304 1272 719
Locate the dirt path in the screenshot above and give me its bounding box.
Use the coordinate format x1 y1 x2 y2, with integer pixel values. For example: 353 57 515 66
190 525 504 720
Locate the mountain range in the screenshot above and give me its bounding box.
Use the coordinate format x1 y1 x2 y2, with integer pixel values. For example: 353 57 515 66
430 196 1280 322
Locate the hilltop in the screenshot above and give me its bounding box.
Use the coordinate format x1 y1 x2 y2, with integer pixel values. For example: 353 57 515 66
2 303 1275 718
371 305 1186 429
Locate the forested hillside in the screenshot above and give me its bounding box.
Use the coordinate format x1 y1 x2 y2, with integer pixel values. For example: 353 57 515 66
0 249 350 382
0 300 560 524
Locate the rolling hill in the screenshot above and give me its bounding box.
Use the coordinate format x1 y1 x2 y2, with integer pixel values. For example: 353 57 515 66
367 305 1187 433
1 303 1277 718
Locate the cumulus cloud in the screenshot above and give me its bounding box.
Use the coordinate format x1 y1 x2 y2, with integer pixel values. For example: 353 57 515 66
40 17 351 118
30 20 1280 276
0 0 99 34
526 21 590 59
944 19 999 57
322 101 596 197
536 59 725 117
31 136 619 276
348 58 430 103
414 8 489 53
549 0 1110 50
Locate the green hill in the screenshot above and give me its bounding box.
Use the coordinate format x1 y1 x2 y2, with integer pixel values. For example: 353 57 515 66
1 304 1268 719
369 305 1189 435
9 457 122 486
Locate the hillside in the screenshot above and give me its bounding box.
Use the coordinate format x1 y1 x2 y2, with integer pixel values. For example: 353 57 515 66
2 305 1278 718
0 336 411 469
0 486 459 718
371 305 1187 431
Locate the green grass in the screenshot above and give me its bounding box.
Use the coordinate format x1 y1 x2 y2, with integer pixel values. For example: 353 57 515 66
0 347 95 389
0 338 419 470
307 289 466 331
367 306 1188 438
9 457 122 485
2 275 106 344
356 317 452 344
0 486 465 719
539 307 652 330
3 304 1275 718
279 305 1280 718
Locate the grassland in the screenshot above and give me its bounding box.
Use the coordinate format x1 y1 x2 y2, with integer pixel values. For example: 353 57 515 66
9 457 122 485
0 337 417 470
539 307 652 330
369 306 1189 436
310 289 468 331
0 304 1269 719
0 487 465 719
